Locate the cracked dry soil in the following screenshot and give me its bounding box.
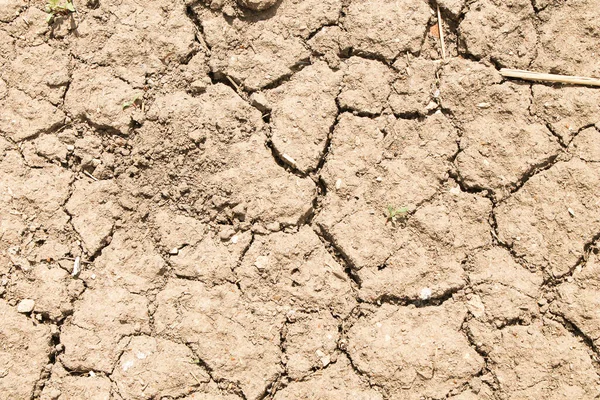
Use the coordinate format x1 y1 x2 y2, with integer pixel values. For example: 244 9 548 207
1 0 600 399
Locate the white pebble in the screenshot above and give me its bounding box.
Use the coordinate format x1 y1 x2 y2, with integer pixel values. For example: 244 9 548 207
255 255 269 271
71 256 81 277
282 153 296 167
17 299 35 313
419 287 432 301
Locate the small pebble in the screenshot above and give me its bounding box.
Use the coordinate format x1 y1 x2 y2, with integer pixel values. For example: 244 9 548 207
219 227 235 241
169 248 179 255
71 256 81 277
282 153 297 167
266 222 281 232
419 287 432 300
538 298 547 306
255 255 269 272
17 299 35 313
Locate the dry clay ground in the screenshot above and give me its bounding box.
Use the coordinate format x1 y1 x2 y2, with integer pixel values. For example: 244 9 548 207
1 0 600 398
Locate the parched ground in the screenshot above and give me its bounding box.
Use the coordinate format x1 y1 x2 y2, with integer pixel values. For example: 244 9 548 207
1 0 600 398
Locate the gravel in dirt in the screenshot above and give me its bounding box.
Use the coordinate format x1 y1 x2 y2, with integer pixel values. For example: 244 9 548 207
2 0 600 398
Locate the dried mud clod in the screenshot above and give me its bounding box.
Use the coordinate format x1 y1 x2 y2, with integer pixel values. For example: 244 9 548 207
2 0 600 398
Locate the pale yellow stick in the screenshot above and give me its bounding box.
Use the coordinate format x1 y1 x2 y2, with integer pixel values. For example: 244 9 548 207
436 5 446 60
500 68 600 87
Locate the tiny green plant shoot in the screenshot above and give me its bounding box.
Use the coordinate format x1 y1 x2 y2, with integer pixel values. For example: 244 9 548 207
386 205 408 225
122 94 143 110
46 0 76 24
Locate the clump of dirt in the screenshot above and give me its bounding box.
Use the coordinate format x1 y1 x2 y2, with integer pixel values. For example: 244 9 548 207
2 0 600 398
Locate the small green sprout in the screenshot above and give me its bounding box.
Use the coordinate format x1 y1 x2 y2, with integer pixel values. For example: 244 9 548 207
122 93 143 110
386 205 408 225
45 0 76 24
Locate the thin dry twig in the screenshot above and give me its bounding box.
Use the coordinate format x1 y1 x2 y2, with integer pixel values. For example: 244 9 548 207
189 371 203 386
226 75 244 97
500 68 600 87
436 5 446 60
83 170 98 181
59 257 92 264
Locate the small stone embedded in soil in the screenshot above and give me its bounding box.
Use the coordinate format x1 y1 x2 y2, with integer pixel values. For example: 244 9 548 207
16 298 35 313
347 301 484 398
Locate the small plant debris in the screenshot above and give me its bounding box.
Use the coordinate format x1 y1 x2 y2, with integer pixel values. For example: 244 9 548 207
386 205 408 225
122 93 143 110
46 0 76 24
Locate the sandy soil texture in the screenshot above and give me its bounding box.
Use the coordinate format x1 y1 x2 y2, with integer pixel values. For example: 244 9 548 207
1 0 600 399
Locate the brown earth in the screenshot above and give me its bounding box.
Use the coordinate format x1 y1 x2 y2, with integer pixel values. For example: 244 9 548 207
1 0 600 399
